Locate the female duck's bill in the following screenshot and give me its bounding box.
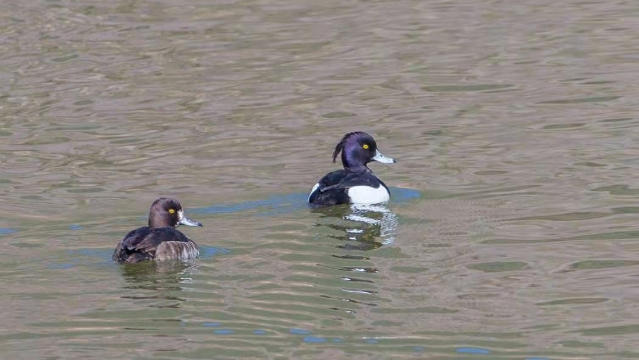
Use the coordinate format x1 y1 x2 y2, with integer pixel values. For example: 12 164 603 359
308 131 396 206
112 197 203 264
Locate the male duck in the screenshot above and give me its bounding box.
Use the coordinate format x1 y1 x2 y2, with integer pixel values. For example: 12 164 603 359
112 197 203 263
308 131 396 206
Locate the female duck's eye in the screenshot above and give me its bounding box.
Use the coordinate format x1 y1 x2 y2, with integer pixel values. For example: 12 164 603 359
362 144 369 150
168 209 175 214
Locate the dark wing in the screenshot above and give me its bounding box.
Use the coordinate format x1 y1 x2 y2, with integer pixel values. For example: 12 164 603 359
308 170 349 206
113 227 152 263
320 170 382 191
310 170 384 206
112 227 193 263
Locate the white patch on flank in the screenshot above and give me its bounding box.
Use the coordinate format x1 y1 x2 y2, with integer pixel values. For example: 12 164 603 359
347 185 390 205
308 183 320 202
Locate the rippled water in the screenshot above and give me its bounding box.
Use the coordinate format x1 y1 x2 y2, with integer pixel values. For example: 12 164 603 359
3 0 639 358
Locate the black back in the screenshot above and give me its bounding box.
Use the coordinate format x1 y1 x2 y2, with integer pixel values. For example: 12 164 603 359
309 168 390 206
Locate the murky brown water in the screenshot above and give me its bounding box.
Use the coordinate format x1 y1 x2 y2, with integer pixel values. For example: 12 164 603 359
2 0 639 358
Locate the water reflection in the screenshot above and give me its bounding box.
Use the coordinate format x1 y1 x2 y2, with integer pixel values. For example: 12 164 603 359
119 261 198 307
312 203 398 251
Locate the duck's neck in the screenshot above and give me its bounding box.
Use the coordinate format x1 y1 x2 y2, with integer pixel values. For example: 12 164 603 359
342 152 371 171
343 164 371 173
148 214 174 228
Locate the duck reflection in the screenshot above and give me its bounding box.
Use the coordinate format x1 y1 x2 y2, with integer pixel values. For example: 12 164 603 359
119 261 198 307
312 203 398 251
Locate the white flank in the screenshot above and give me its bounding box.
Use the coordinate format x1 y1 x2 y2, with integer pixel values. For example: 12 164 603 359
307 183 320 202
347 185 390 205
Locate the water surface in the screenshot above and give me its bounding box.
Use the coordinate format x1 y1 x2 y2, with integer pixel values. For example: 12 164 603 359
2 0 639 358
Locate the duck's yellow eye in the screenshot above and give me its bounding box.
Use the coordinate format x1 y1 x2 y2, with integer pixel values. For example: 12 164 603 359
168 209 175 214
362 144 369 150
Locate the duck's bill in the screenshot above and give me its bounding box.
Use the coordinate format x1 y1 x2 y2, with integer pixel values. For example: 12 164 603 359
178 211 203 227
372 150 396 164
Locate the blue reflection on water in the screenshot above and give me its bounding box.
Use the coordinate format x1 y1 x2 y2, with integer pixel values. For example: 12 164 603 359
193 193 308 216
0 228 17 235
192 188 420 217
390 187 422 203
290 328 311 335
202 322 222 327
456 347 491 354
303 336 327 343
199 246 231 259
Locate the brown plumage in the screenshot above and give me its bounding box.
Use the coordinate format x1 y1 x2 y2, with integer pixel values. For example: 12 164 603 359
112 198 203 264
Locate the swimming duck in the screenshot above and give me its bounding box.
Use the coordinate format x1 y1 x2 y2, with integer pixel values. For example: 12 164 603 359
112 197 203 263
308 132 396 206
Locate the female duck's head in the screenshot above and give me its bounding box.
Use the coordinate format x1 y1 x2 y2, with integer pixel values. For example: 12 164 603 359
148 197 202 228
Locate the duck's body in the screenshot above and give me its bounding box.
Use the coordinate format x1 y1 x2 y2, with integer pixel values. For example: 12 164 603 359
309 168 391 206
308 132 396 206
113 198 202 264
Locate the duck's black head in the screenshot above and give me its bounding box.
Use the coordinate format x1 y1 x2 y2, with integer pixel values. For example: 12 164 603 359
332 131 396 170
148 197 203 228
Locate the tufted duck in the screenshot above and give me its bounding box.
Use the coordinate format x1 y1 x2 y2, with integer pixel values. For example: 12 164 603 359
112 198 203 263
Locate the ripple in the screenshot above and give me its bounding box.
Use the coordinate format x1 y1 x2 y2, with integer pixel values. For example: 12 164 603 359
592 185 639 196
321 111 356 118
569 260 639 270
483 230 639 244
536 298 608 306
372 307 458 314
538 96 620 104
542 123 585 130
466 261 528 273
422 84 514 92
580 325 639 336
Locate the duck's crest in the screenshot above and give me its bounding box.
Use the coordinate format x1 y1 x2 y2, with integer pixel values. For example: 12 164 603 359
332 131 366 163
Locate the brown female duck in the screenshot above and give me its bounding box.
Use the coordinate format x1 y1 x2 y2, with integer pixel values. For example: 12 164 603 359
112 198 202 263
